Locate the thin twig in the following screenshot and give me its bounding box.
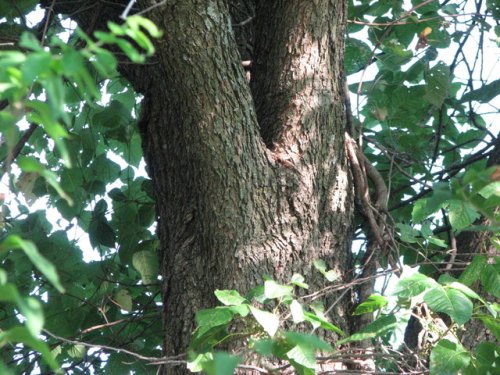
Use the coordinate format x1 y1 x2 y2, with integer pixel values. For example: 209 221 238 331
43 329 168 363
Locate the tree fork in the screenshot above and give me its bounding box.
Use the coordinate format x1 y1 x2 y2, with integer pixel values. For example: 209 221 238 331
42 1 355 373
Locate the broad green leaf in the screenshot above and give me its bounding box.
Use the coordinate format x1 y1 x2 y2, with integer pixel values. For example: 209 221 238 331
0 285 44 336
470 342 500 374
89 217 116 248
19 31 42 51
345 38 372 75
94 199 108 217
195 308 234 329
0 361 13 375
205 352 240 375
393 272 438 299
481 263 500 298
447 282 483 303
424 286 473 325
429 339 470 375
17 156 73 205
264 280 293 299
338 315 397 345
114 289 133 312
447 200 480 231
132 250 158 285
0 327 59 370
476 315 500 342
460 78 500 103
187 352 213 373
303 312 345 336
396 223 420 244
478 181 500 198
290 300 305 323
286 345 315 370
428 236 448 248
353 294 388 315
214 290 246 306
313 259 327 273
108 188 128 202
126 16 163 38
290 273 309 289
20 51 51 83
312 259 337 281
68 344 86 359
284 332 333 351
249 306 279 337
424 62 450 107
252 339 274 356
459 255 487 286
1 235 65 293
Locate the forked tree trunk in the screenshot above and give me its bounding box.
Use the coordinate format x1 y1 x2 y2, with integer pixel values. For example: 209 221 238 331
44 1 353 373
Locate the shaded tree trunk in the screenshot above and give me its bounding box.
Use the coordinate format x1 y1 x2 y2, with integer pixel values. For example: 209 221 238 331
45 0 353 373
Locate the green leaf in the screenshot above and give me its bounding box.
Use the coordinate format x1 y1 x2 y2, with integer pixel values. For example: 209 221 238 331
481 263 500 298
476 315 500 342
94 199 108 217
353 294 388 315
424 286 473 325
19 31 42 51
187 352 213 372
397 223 420 244
249 306 279 337
393 272 438 299
114 289 133 312
313 259 327 273
214 290 247 306
290 273 309 289
313 259 337 281
286 345 316 370
0 327 59 370
290 300 305 323
471 342 500 374
460 78 500 103
338 315 397 345
447 200 480 231
68 344 86 359
303 312 345 336
208 352 240 375
430 339 470 375
447 282 483 303
108 188 128 202
284 332 333 351
478 181 500 198
20 51 51 83
345 38 372 75
17 156 73 205
252 339 274 356
195 308 234 330
264 280 293 299
0 285 44 336
424 62 450 107
125 16 163 39
459 255 487 286
1 235 65 293
89 217 116 248
132 250 158 285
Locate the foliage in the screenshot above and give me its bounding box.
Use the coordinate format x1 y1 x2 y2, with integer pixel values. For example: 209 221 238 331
0 0 498 374
0 12 162 374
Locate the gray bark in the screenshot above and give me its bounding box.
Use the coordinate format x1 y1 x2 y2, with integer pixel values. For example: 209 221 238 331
43 1 354 373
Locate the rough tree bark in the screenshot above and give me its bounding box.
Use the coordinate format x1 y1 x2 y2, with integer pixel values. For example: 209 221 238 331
43 1 354 373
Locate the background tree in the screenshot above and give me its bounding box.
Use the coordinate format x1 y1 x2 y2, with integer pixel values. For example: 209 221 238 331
0 0 498 374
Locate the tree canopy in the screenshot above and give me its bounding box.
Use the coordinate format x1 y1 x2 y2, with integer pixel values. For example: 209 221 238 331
0 0 499 374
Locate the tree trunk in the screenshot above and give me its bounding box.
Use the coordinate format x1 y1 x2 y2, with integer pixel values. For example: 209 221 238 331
45 1 353 373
